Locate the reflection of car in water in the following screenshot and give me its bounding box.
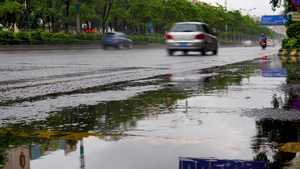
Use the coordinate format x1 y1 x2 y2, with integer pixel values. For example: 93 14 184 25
166 22 219 56
168 67 219 89
102 32 133 49
243 40 254 47
267 39 275 47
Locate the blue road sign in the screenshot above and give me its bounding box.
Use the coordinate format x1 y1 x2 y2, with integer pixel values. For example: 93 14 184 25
261 15 290 25
148 23 153 30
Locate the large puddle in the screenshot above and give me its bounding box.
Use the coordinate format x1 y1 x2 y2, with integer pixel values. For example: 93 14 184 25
1 54 300 169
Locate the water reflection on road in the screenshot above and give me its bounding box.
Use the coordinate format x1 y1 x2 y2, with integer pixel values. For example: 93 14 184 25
1 54 300 169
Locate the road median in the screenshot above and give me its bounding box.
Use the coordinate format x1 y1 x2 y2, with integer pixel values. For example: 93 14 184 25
0 44 167 51
278 49 300 62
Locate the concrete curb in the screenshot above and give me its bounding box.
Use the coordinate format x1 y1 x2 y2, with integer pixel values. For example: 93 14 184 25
278 49 300 62
278 49 300 56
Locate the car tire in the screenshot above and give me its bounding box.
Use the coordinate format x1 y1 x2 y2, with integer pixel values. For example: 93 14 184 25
183 50 188 55
213 48 218 55
168 49 174 56
128 43 133 49
118 43 124 49
103 46 107 50
201 48 207 56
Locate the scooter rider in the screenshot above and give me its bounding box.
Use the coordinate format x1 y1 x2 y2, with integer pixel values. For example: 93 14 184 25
259 33 267 47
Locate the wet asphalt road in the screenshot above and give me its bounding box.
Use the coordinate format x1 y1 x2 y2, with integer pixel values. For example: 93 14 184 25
2 45 299 169
0 46 280 122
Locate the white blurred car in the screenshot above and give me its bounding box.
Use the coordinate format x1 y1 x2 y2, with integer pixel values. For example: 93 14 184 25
243 40 254 47
166 22 219 56
267 39 275 47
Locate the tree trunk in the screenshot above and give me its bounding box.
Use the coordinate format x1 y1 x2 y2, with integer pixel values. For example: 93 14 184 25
114 17 118 32
47 16 50 32
52 16 55 32
102 5 107 34
65 0 70 34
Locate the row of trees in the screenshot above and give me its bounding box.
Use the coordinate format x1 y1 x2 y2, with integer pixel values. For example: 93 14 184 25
270 0 300 49
0 0 279 42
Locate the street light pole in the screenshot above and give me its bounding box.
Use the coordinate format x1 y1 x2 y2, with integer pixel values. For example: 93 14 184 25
76 0 81 34
239 8 256 15
225 0 227 41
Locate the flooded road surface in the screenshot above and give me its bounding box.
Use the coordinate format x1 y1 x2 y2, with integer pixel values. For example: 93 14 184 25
1 47 300 169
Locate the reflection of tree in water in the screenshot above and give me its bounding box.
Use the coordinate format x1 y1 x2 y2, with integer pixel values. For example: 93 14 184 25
0 131 26 168
67 140 78 149
252 119 299 167
0 59 266 166
271 94 281 108
284 63 300 85
0 152 7 169
282 63 300 110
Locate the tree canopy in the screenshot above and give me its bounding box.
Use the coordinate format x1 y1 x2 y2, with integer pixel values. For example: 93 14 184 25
0 0 282 42
270 0 299 14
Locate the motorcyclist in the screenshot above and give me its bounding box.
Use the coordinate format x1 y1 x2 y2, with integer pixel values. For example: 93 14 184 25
259 33 267 48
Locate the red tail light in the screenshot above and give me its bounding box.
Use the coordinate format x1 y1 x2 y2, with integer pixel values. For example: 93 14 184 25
166 34 173 39
195 34 205 39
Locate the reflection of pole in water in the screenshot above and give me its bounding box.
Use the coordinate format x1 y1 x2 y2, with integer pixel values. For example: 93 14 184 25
185 100 188 113
80 140 85 169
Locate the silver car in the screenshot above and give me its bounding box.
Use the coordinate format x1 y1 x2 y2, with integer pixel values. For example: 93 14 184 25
166 22 219 56
267 39 275 47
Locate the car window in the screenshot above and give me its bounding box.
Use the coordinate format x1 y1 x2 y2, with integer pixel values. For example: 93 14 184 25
170 24 198 32
202 25 213 35
103 33 115 38
197 25 204 32
120 34 126 38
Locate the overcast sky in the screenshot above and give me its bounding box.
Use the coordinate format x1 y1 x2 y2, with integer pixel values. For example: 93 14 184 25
200 0 285 17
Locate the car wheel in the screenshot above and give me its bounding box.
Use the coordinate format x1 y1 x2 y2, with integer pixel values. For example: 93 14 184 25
128 43 133 49
103 46 107 50
118 43 124 49
213 48 218 55
168 49 173 56
183 50 188 55
201 48 207 56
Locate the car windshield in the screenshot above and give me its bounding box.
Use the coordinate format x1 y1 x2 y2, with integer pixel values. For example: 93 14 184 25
103 33 116 38
170 24 198 32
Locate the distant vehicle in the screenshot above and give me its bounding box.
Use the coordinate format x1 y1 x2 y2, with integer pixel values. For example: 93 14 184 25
165 22 219 56
267 39 275 47
102 32 133 49
243 40 254 47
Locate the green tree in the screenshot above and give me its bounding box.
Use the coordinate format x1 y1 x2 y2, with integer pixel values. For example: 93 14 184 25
93 0 116 34
270 0 298 14
0 0 24 32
